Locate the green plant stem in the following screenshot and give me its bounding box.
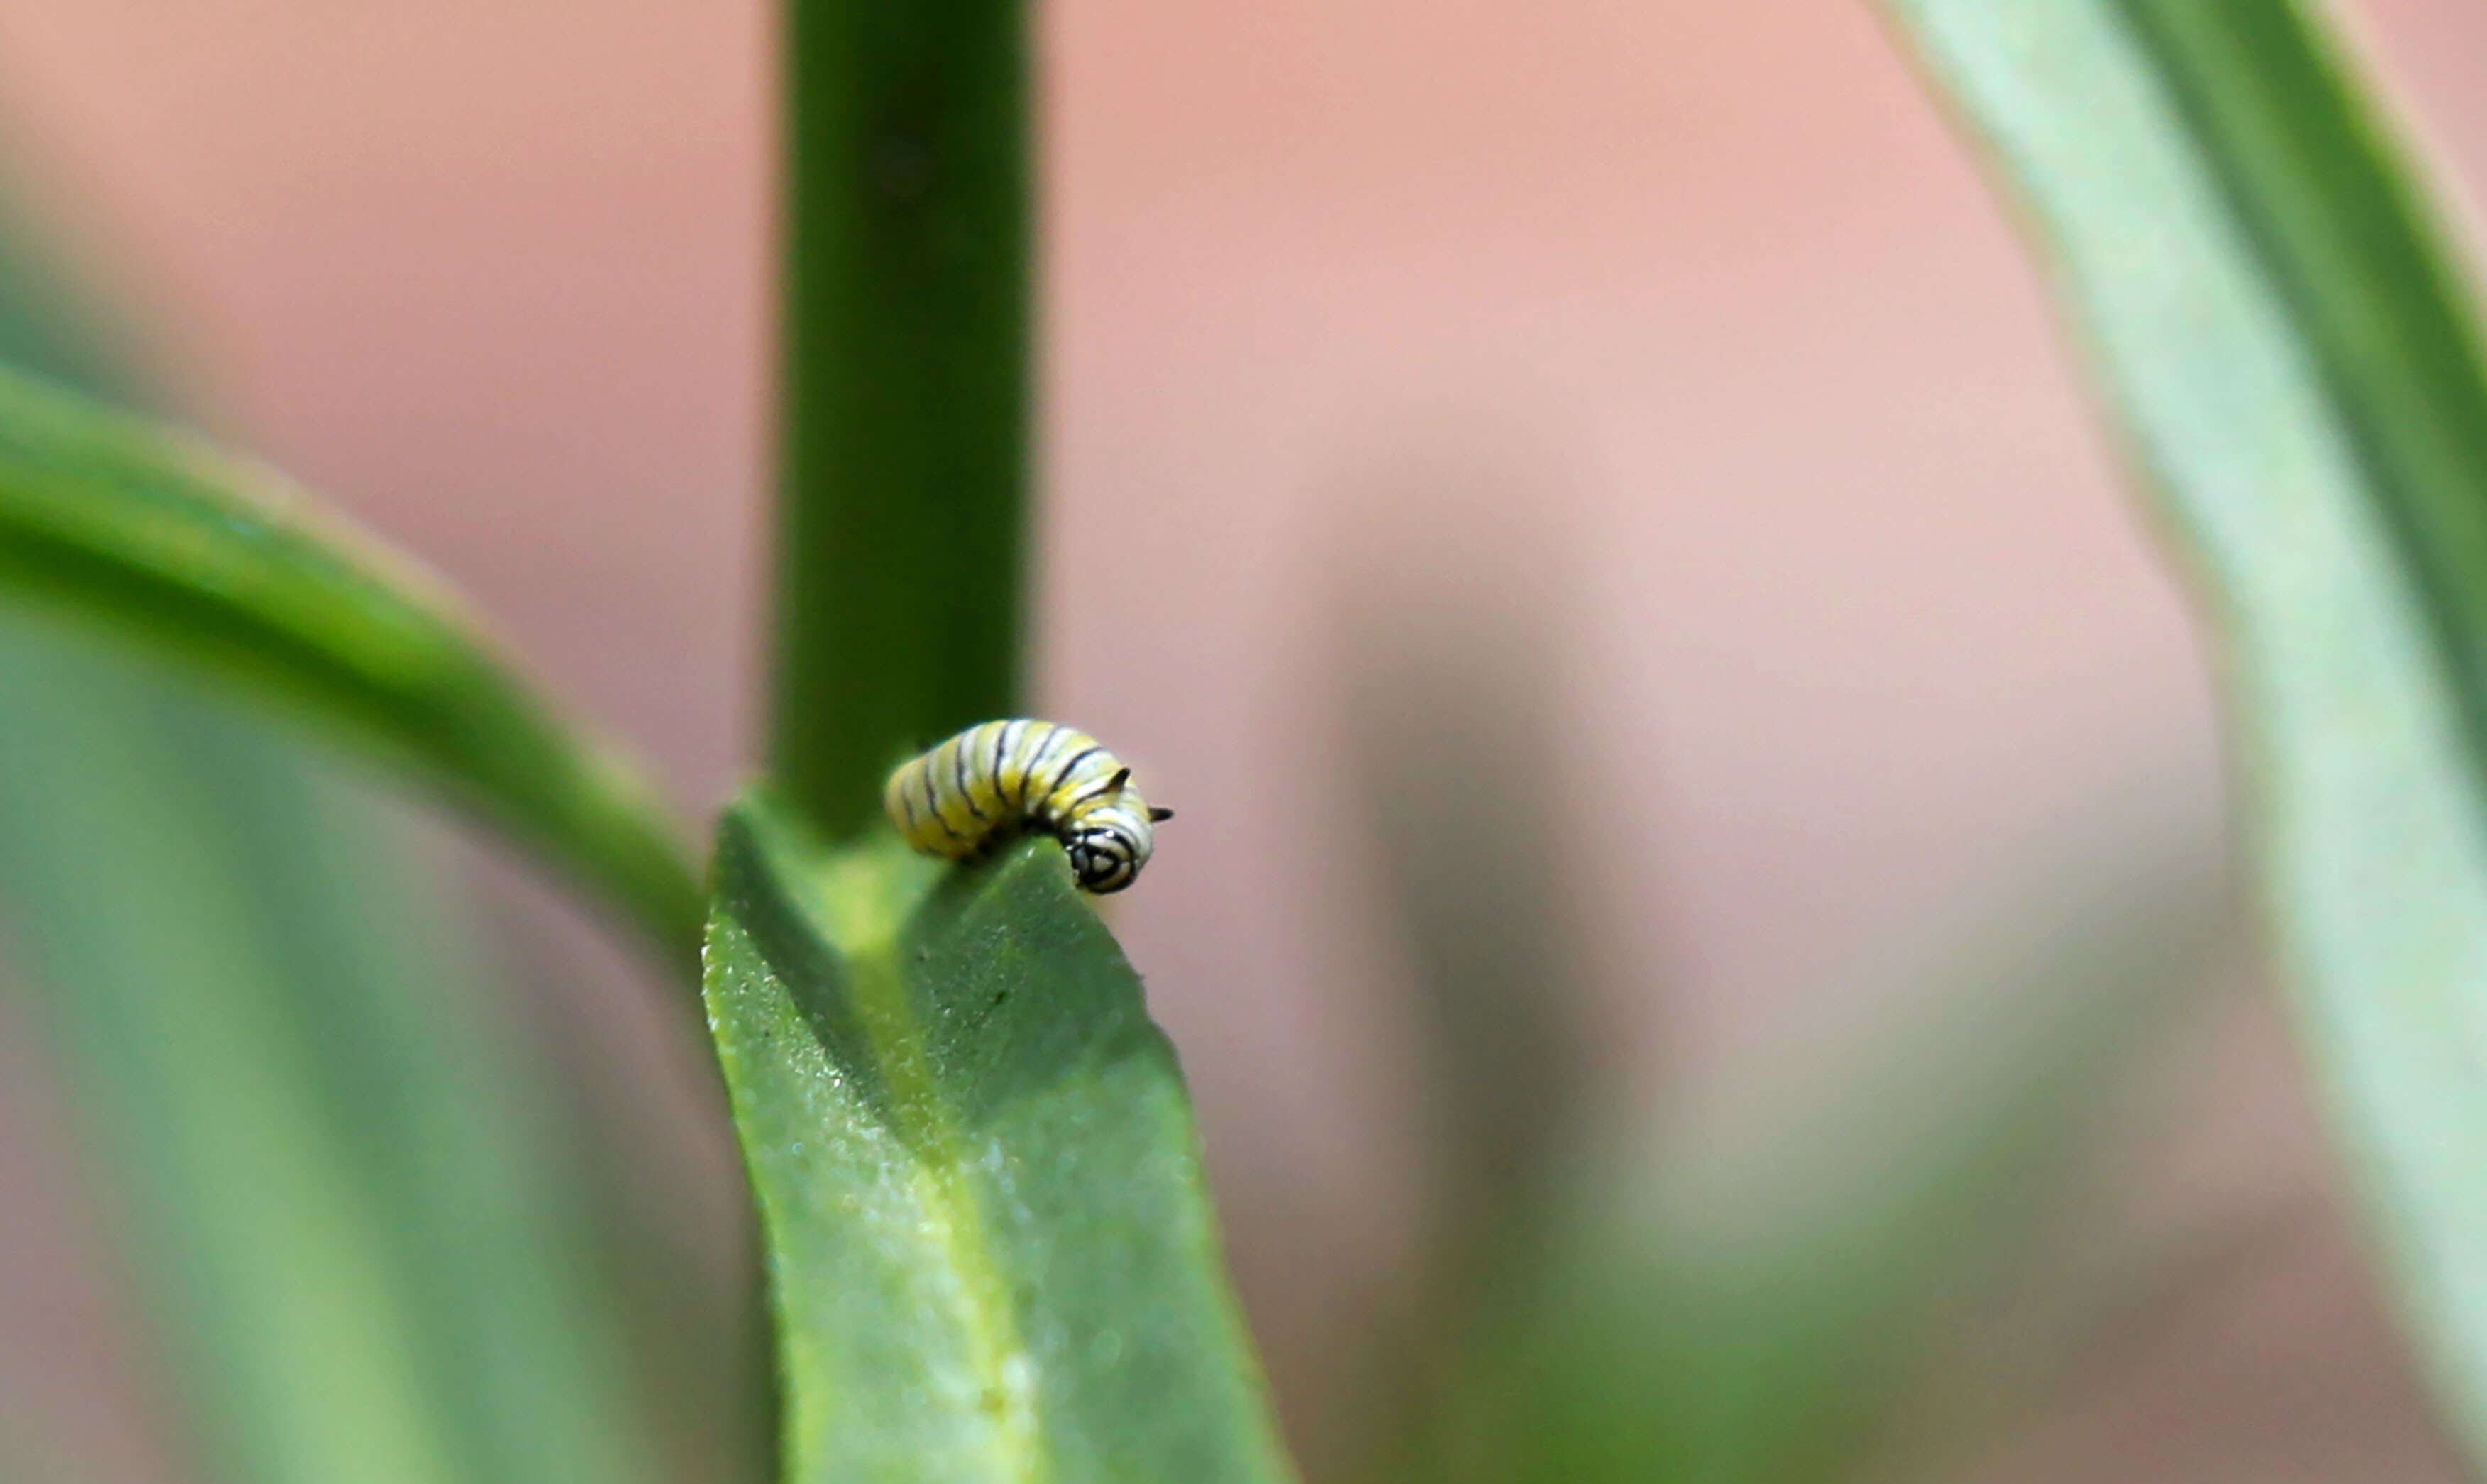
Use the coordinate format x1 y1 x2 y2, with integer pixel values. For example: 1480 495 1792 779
770 0 1031 838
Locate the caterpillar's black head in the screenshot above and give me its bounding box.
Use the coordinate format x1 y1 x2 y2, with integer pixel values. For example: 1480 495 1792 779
1065 824 1146 894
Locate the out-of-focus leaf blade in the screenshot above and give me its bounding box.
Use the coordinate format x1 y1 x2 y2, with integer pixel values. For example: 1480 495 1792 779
0 620 658 1484
1878 0 2487 1461
1341 534 1588 1282
0 363 698 958
1417 841 2218 1484
703 792 1297 1483
0 143 664 1484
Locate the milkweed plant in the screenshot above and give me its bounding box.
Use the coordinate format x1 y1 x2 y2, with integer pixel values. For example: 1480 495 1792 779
6 1 2487 1482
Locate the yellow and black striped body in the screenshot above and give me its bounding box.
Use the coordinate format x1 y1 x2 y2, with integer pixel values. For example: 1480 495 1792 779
884 720 1170 894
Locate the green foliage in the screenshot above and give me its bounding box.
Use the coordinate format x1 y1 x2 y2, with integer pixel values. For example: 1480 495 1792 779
702 793 1297 1483
771 0 1031 836
722 3 1301 1473
1341 596 2222 1484
1881 0 2487 1463
12 0 2487 1478
1410 872 2214 1484
0 622 659 1484
0 148 670 1484
0 363 700 958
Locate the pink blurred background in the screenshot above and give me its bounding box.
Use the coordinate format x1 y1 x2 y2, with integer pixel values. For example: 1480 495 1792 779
3 1 2486 1478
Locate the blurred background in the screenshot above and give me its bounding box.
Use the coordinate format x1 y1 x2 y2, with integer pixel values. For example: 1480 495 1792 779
0 1 2483 1480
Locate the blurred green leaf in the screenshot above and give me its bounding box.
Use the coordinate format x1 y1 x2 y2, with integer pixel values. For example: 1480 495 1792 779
1329 547 1599 1484
1346 574 1588 1278
0 134 666 1484
703 793 1297 1483
0 363 698 959
0 621 659 1484
1412 843 2217 1484
1335 541 2223 1483
1879 0 2487 1463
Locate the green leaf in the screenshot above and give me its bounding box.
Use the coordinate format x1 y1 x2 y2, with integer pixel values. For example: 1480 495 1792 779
702 791 1297 1483
769 0 1031 837
1878 0 2487 1462
0 136 668 1484
1412 841 2219 1484
0 618 660 1484
0 363 699 959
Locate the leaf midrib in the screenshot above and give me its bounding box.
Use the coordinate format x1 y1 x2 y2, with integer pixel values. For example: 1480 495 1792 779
810 846 1051 1484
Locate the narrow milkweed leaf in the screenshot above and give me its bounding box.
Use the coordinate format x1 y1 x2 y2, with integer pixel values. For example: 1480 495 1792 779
0 619 660 1484
0 134 670 1484
1880 0 2487 1462
0 364 698 960
701 791 1299 1483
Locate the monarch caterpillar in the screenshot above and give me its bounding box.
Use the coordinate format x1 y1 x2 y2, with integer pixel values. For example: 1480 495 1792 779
884 720 1174 894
